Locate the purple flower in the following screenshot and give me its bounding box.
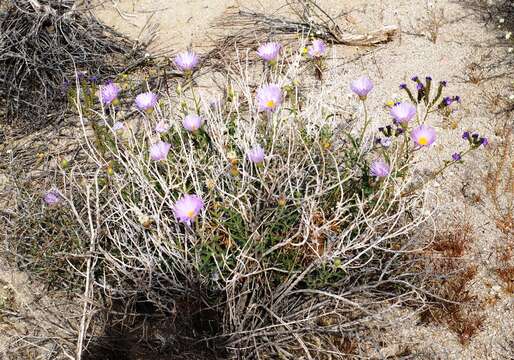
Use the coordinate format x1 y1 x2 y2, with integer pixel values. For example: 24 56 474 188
350 76 374 99
247 145 265 164
411 76 419 82
380 137 392 148
43 190 61 206
370 159 390 178
426 76 433 81
480 137 488 146
256 84 283 112
453 95 461 103
174 194 204 225
99 82 121 105
440 80 447 87
257 42 281 62
411 124 437 147
149 141 171 161
390 102 416 124
112 121 125 131
61 80 70 95
462 131 470 140
174 51 200 73
135 92 158 111
154 120 170 133
182 114 203 132
452 152 462 161
399 83 407 89
307 39 327 58
442 96 453 106
77 71 87 80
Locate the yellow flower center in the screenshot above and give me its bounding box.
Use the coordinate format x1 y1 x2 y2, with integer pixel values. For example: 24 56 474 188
418 136 428 145
186 209 195 218
266 100 275 108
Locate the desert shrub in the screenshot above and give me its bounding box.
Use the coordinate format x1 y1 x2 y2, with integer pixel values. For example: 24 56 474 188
19 42 488 358
0 0 144 131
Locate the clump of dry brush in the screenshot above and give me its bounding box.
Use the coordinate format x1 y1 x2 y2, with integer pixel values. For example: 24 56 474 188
0 0 144 132
24 45 483 359
3 39 489 359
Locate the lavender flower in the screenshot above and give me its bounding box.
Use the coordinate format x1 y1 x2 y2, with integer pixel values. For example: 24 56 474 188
257 42 282 62
154 120 170 133
174 51 200 73
442 96 453 106
380 137 392 148
149 141 171 161
77 71 87 81
399 83 407 89
247 145 265 164
256 84 283 112
452 152 462 161
182 114 203 132
135 92 158 111
411 124 437 147
350 76 374 100
307 39 327 58
440 80 448 87
480 137 488 146
370 159 390 178
61 80 70 95
99 82 121 105
390 102 416 124
43 190 61 206
462 131 470 140
112 121 125 131
411 76 419 82
174 194 204 225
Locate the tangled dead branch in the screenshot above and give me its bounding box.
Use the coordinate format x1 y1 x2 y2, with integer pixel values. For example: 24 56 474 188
0 0 145 132
215 4 397 49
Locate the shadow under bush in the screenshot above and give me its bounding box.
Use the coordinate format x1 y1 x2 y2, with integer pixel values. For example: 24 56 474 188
83 287 227 360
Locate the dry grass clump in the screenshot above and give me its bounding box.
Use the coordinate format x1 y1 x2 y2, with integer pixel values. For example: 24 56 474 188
483 118 514 294
2 37 488 358
416 1 447 44
52 51 446 359
420 220 484 345
0 0 144 132
484 122 513 236
0 158 89 289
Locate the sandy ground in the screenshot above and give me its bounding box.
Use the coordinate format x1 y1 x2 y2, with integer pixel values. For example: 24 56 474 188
92 0 355 52
1 0 513 358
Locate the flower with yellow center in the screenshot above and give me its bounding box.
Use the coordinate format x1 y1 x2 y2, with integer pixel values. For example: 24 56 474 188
411 125 436 147
174 194 204 226
256 84 283 112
